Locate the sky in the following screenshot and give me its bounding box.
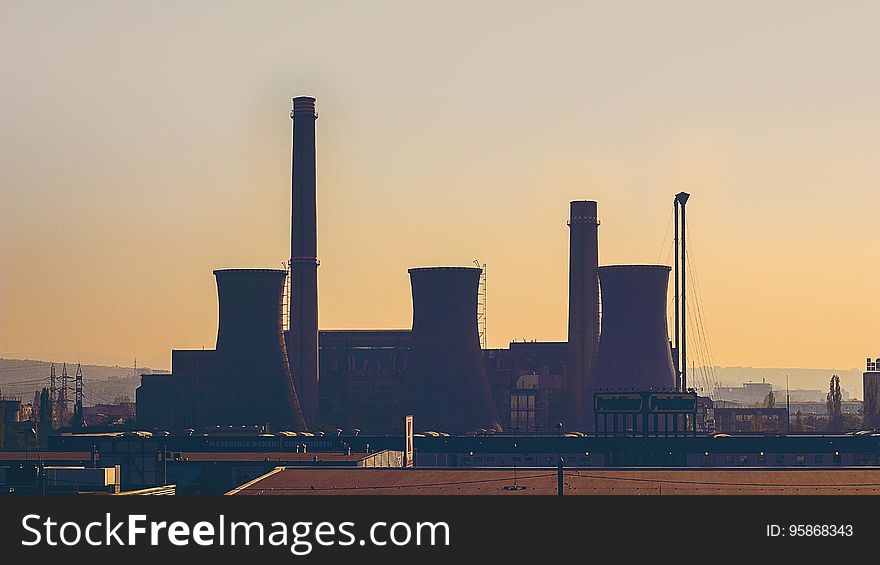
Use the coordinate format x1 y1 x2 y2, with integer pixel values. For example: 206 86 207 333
1 1 878 373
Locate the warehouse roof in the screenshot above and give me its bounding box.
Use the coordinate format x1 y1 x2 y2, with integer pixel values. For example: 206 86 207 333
227 468 880 496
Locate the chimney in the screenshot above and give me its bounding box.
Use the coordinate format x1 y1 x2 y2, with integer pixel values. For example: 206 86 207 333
566 201 600 431
288 96 319 427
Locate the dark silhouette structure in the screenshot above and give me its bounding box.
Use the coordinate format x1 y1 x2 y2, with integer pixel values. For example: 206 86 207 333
590 265 677 395
212 269 306 430
566 200 600 430
673 191 690 391
288 96 320 427
406 267 502 433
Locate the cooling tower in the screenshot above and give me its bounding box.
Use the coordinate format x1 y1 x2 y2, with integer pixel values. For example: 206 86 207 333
406 267 502 433
566 200 600 430
213 269 306 430
288 96 320 427
590 265 677 394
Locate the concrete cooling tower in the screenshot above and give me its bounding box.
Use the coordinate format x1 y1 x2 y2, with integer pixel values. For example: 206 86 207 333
590 265 677 394
212 269 307 430
406 267 502 433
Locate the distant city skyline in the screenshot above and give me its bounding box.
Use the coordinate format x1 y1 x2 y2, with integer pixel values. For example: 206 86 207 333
2 1 879 370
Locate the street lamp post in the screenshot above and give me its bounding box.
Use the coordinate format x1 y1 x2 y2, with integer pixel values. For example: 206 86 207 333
30 428 44 496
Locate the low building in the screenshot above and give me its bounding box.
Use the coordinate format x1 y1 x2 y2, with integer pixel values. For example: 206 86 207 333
166 450 403 494
714 407 788 433
84 402 136 427
714 382 773 406
135 373 173 429
1 462 120 495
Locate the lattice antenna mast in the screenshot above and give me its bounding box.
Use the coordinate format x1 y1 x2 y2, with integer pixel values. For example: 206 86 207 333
49 363 57 403
58 362 70 425
48 363 57 428
75 363 84 414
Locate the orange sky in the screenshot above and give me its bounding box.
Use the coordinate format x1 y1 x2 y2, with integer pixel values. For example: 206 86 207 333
1 1 878 371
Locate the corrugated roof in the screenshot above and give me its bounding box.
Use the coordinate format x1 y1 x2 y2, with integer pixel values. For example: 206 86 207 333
228 468 880 495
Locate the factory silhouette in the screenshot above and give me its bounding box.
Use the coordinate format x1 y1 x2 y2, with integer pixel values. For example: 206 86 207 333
137 96 696 435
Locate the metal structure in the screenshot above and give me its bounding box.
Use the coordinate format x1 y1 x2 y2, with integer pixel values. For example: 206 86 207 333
593 391 697 437
74 363 84 426
674 191 690 391
49 363 57 416
406 267 502 433
474 260 487 349
213 268 307 430
288 96 320 427
590 265 678 396
566 201 600 430
58 362 70 426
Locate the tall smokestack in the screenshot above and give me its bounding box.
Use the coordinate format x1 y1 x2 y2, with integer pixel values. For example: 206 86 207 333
566 201 599 431
289 96 319 427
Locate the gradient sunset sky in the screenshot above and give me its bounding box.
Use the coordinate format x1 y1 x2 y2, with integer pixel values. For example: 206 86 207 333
1 1 878 371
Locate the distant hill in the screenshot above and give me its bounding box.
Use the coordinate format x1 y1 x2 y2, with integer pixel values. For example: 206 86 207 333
0 358 154 407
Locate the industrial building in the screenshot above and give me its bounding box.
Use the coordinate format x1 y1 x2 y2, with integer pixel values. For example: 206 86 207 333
864 357 880 428
318 330 411 431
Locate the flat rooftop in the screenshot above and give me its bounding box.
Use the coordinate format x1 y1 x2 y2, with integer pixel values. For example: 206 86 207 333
228 468 880 496
0 452 91 461
167 452 375 462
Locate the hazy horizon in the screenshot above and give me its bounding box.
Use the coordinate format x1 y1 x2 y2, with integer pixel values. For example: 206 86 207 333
2 1 879 370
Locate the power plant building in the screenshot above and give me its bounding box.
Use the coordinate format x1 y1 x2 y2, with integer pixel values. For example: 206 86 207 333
133 95 691 436
319 330 411 431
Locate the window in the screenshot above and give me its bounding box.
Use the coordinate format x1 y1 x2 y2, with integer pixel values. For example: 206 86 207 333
486 456 495 462
513 457 521 462
702 453 710 466
833 452 842 465
795 455 806 465
776 455 785 465
738 455 749 465
725 455 734 465
815 455 824 464
758 453 766 464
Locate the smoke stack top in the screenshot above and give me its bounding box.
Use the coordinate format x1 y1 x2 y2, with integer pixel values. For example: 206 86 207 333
291 96 317 117
569 200 598 223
